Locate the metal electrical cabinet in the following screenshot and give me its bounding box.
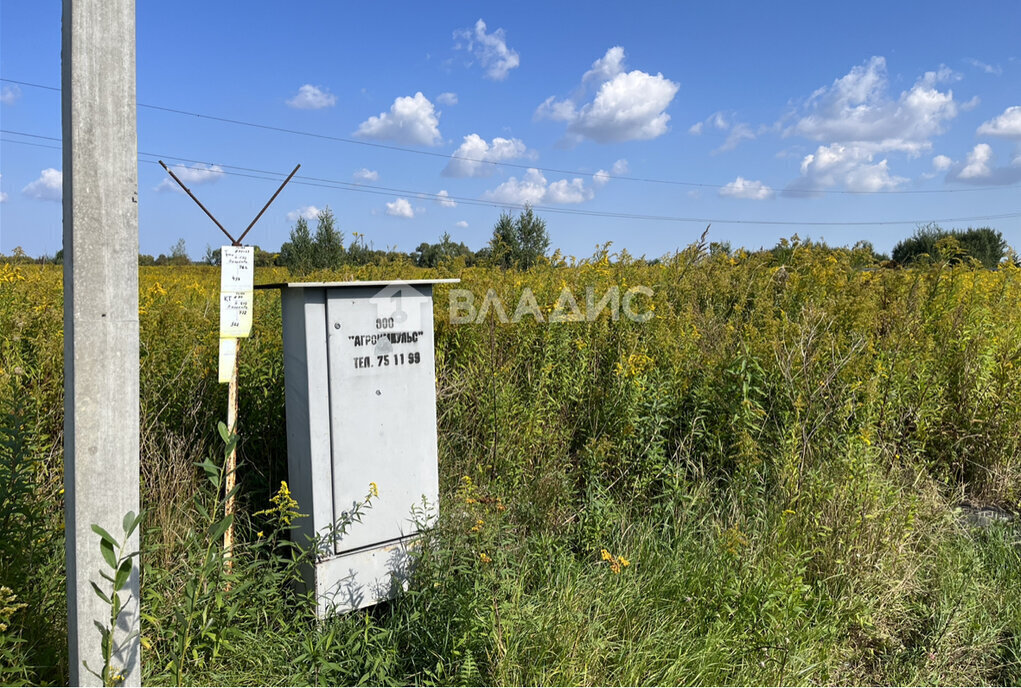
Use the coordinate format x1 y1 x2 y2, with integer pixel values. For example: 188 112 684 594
263 279 458 616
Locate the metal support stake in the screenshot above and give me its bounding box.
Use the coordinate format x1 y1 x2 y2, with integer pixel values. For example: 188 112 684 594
224 337 240 574
158 161 299 567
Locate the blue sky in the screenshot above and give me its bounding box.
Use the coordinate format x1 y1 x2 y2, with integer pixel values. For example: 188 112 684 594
2 1 1020 260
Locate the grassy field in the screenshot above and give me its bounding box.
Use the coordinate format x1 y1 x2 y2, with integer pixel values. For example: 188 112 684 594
2 240 1020 685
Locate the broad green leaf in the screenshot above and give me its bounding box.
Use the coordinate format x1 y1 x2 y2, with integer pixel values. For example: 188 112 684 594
91 523 119 549
90 581 112 605
99 537 117 569
115 558 133 591
123 510 144 539
209 513 234 542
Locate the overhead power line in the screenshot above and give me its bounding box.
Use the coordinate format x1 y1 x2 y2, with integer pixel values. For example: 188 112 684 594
4 130 1020 228
2 77 1018 197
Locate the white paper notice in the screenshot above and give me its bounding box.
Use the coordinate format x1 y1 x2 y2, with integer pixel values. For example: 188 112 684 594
218 337 237 383
219 291 253 337
221 246 254 292
219 245 255 338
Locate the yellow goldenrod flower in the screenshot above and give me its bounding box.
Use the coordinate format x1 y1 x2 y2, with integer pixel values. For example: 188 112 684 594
600 549 630 574
254 481 306 527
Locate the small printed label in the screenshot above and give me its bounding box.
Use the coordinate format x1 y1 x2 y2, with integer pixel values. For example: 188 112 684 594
218 337 237 384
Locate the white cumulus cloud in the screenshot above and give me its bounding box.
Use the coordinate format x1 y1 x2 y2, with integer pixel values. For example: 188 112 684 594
287 84 337 110
443 133 532 177
958 143 993 178
787 56 959 156
436 190 457 207
454 19 520 81
0 174 7 202
784 144 907 196
536 46 679 144
946 143 1021 185
782 58 965 194
353 168 379 182
156 163 224 192
455 220 469 228
355 92 442 146
582 46 626 86
932 154 953 170
22 168 62 201
484 168 595 205
977 106 1021 139
1 85 21 105
719 177 774 200
386 198 415 218
286 205 321 222
593 158 629 187
436 92 458 106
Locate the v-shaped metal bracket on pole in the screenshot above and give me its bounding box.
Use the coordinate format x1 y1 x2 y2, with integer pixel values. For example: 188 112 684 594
157 160 301 245
158 158 301 586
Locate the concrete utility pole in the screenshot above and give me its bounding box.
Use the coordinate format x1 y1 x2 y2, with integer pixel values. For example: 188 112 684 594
62 0 140 684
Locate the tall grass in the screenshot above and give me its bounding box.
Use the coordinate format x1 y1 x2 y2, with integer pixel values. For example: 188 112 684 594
1 239 1019 685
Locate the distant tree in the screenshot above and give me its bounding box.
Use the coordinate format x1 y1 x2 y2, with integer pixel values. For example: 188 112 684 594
253 246 278 267
893 224 1007 268
279 206 344 273
484 205 550 269
138 254 155 266
849 240 888 268
346 232 387 266
168 238 190 266
3 247 31 265
709 241 732 258
959 227 1008 268
312 207 344 268
203 244 220 266
279 216 315 273
53 248 64 265
892 225 943 266
412 233 474 268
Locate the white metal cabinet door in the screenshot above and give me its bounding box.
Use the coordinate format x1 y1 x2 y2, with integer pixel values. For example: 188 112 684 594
325 285 439 553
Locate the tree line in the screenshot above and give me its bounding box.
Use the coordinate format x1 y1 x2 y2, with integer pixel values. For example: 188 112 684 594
1 210 1012 270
